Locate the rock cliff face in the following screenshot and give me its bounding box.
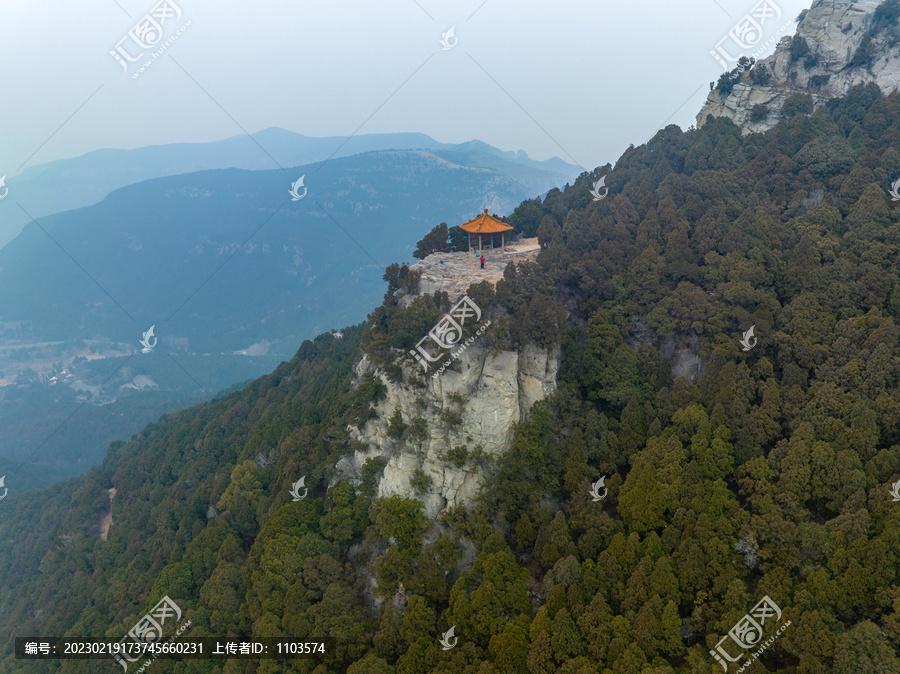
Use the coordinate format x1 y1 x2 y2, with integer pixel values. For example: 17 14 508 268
698 0 899 134
334 343 559 518
627 316 704 384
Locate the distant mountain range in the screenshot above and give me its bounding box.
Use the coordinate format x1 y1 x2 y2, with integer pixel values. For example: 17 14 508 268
0 144 579 357
0 134 578 492
0 129 579 248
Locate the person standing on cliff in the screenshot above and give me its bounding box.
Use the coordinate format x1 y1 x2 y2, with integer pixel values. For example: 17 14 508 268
480 255 485 269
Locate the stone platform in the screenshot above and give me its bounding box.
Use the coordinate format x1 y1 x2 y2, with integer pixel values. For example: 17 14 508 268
405 238 540 303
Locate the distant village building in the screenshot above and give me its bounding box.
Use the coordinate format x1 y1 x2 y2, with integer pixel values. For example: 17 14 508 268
460 208 514 252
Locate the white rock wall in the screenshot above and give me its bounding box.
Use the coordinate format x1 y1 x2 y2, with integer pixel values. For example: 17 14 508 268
334 343 559 518
697 0 898 134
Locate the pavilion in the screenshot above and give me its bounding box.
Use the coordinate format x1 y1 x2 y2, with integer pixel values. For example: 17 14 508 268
460 208 514 253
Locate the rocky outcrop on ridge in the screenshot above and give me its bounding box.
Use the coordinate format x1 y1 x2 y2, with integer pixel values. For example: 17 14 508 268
698 0 900 133
333 344 559 519
403 239 541 305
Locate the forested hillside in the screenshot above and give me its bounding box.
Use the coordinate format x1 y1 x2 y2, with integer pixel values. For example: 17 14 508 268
3 83 900 673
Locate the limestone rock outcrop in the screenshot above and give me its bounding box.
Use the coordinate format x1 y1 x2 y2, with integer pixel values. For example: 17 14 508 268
698 0 899 134
402 239 541 305
333 343 559 518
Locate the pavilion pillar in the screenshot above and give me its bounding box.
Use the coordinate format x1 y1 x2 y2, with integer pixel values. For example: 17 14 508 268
502 233 505 249
479 236 482 253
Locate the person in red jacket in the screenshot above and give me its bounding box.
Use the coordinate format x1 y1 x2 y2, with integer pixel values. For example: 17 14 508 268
480 255 485 269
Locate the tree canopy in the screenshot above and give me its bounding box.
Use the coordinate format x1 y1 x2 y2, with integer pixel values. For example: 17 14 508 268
3 83 900 672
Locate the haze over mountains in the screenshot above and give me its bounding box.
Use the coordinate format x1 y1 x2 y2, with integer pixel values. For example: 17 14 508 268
0 132 578 491
1 143 578 354
1 128 579 248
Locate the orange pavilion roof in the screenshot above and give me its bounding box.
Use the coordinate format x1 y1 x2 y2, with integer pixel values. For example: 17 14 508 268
460 208 514 234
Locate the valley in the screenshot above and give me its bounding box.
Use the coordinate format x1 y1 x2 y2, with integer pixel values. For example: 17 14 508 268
0 141 577 491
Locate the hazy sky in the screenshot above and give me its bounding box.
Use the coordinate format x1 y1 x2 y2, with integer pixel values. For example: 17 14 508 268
2 0 812 176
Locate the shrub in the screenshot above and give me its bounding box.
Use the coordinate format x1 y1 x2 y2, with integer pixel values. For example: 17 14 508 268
446 392 464 407
782 93 814 119
441 408 463 430
383 363 403 384
387 409 407 439
413 223 469 258
749 64 771 86
408 416 429 442
362 457 387 497
851 35 875 68
443 445 469 468
503 198 544 238
750 104 769 123
345 372 385 427
413 223 449 259
716 68 742 95
469 445 490 464
410 469 432 494
790 35 811 63
872 0 900 43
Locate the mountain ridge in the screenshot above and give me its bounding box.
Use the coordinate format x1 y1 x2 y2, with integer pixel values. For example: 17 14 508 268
0 148 573 355
1 129 579 249
3 79 900 673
